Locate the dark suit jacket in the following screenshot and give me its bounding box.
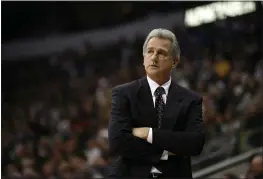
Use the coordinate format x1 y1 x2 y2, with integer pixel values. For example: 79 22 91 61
108 76 205 178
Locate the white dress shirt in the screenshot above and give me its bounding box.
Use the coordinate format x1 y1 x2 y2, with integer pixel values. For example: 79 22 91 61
146 76 171 174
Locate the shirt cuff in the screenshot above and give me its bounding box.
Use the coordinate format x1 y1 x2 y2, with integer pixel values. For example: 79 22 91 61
160 150 169 160
146 128 153 144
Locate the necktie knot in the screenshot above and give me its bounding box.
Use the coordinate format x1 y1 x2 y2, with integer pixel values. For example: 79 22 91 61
154 86 165 97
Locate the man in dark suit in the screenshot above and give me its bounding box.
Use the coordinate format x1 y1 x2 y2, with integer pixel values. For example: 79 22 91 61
108 28 205 178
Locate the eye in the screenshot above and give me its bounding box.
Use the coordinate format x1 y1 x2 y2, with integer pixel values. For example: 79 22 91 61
147 49 154 54
158 51 166 58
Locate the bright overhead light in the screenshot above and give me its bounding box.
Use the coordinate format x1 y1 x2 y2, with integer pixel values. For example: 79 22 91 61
184 2 257 27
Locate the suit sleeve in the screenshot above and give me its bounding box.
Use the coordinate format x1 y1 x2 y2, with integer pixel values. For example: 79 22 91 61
108 87 162 164
152 97 205 156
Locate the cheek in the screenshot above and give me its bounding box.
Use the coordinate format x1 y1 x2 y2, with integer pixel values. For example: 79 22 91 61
143 59 148 67
160 63 173 70
144 56 152 64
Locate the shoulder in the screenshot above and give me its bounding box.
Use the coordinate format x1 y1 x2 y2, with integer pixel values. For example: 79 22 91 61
175 83 202 102
112 79 140 95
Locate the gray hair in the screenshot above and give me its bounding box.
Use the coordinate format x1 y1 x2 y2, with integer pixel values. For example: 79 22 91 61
143 28 180 61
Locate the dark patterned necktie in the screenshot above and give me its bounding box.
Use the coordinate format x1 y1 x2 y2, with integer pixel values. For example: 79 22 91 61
154 86 165 128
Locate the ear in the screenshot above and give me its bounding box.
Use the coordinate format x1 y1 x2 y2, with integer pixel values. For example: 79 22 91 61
173 57 179 68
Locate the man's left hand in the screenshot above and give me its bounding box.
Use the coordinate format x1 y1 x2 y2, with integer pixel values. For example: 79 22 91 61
132 127 150 140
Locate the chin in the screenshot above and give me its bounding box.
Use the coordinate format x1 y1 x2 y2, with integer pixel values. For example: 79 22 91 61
147 70 161 77
148 71 162 78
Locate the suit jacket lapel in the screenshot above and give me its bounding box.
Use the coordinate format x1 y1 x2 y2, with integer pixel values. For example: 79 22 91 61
136 77 184 129
162 80 184 129
136 77 158 127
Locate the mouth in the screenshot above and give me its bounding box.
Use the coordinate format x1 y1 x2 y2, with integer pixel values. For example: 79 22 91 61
149 65 159 68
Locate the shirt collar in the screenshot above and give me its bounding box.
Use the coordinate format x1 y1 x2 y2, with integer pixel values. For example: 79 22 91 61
147 76 171 97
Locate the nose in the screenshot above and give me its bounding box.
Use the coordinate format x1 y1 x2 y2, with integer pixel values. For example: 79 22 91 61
150 53 158 64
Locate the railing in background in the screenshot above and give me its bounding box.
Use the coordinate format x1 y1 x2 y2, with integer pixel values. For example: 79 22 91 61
191 115 263 172
193 147 263 179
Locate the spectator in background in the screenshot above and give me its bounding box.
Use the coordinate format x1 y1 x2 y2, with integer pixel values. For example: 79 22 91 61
58 162 76 179
6 164 23 178
245 154 263 179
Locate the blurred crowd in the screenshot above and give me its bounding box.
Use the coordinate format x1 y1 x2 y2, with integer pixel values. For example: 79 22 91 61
2 10 263 179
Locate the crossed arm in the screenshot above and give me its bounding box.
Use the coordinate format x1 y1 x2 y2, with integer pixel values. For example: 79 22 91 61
108 87 205 164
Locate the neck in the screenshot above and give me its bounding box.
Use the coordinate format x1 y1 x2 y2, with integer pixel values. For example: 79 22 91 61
148 74 170 85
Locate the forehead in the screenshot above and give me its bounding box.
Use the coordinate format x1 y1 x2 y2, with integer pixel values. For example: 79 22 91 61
146 37 172 51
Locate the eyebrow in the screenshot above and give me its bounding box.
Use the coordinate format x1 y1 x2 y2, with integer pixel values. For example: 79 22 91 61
147 47 168 52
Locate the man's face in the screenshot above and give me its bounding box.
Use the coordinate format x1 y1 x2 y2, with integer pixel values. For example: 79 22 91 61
65 138 77 153
43 161 54 177
7 164 20 177
69 156 86 170
143 37 176 77
62 171 74 179
250 156 263 174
